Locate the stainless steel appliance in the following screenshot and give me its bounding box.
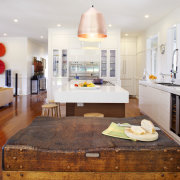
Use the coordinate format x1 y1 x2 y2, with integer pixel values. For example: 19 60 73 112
69 61 100 80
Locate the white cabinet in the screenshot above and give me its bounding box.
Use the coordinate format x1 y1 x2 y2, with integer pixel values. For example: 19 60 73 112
100 49 118 80
53 49 69 78
120 37 137 95
139 84 170 132
136 52 146 97
121 55 136 95
139 84 148 115
101 50 107 77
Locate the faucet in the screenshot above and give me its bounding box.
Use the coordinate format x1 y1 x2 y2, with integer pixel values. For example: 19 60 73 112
171 49 179 83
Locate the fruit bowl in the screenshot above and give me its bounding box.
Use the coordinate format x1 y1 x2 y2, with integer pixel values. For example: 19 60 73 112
72 82 100 90
74 82 95 88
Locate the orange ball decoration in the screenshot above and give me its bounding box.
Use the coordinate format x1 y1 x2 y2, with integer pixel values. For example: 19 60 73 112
0 43 6 57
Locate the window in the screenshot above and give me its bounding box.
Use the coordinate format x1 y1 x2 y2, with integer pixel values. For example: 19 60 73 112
146 35 158 75
172 27 177 72
167 25 179 76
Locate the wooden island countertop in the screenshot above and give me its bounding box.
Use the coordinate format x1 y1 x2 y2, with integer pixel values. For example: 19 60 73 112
2 116 180 180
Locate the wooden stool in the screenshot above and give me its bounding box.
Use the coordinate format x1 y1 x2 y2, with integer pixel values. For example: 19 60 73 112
84 113 104 118
48 100 55 103
48 100 61 118
42 104 58 118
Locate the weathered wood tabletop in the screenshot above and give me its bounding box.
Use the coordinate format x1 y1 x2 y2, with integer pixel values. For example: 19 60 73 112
2 115 180 173
4 115 179 151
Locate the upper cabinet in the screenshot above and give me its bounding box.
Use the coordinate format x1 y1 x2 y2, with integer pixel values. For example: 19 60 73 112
120 38 137 56
53 49 60 77
101 50 107 77
100 49 117 78
62 49 68 77
52 49 68 77
110 50 116 77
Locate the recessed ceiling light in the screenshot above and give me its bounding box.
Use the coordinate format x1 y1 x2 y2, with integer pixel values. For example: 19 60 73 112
125 34 128 36
108 24 112 27
13 18 19 23
57 24 61 27
3 33 7 36
40 35 44 39
144 14 149 18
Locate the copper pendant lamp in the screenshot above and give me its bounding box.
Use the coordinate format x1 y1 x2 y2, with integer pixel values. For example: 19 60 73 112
78 5 107 41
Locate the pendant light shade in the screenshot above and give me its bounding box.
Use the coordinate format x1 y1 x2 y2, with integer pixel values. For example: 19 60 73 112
78 6 107 41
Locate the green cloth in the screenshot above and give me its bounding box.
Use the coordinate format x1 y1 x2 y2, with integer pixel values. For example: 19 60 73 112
102 122 136 141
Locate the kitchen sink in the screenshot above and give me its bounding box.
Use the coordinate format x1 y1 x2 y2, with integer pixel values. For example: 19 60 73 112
157 82 180 87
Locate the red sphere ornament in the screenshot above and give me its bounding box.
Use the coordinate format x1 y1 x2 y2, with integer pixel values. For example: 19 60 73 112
0 43 6 57
0 60 5 74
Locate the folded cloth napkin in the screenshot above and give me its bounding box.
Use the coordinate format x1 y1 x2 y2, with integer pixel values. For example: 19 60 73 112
102 122 136 141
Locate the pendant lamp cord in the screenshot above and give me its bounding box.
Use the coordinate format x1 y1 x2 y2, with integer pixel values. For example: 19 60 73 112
91 0 94 7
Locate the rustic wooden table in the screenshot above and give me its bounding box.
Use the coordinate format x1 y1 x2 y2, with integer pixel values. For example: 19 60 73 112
2 116 180 180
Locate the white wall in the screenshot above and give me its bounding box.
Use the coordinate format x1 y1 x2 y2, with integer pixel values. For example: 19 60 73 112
0 37 28 95
0 37 47 95
137 7 180 81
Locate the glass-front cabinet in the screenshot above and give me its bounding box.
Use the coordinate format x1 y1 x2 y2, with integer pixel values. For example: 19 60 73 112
53 49 68 77
62 49 67 77
53 48 117 79
100 49 116 78
101 50 107 77
53 49 59 77
110 50 116 77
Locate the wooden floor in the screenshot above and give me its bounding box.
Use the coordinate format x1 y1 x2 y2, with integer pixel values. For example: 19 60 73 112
0 93 141 180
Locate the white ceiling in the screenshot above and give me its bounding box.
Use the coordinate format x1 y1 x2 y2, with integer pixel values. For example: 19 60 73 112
1 0 180 42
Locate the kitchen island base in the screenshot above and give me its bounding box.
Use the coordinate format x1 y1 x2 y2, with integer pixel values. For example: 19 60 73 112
3 171 180 180
66 103 125 117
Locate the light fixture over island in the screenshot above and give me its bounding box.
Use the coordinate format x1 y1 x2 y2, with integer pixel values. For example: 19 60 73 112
78 5 107 41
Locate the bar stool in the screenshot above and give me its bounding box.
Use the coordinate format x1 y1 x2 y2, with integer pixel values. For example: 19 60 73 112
42 104 58 118
48 100 61 118
84 113 104 118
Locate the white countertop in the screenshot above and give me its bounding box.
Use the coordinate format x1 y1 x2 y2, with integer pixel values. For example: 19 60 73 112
51 80 129 103
139 80 180 95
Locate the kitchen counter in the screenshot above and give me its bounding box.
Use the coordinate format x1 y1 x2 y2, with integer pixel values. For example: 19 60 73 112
139 80 180 95
52 80 129 103
50 80 129 118
139 80 180 144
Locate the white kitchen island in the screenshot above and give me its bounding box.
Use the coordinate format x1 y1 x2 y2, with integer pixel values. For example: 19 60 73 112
50 80 129 117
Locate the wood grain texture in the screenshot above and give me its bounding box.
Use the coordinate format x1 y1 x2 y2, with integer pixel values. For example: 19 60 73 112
66 103 125 117
3 171 180 180
0 94 141 180
3 147 180 172
2 116 180 172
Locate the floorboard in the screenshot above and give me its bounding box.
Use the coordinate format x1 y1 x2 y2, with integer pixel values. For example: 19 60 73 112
0 93 141 180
